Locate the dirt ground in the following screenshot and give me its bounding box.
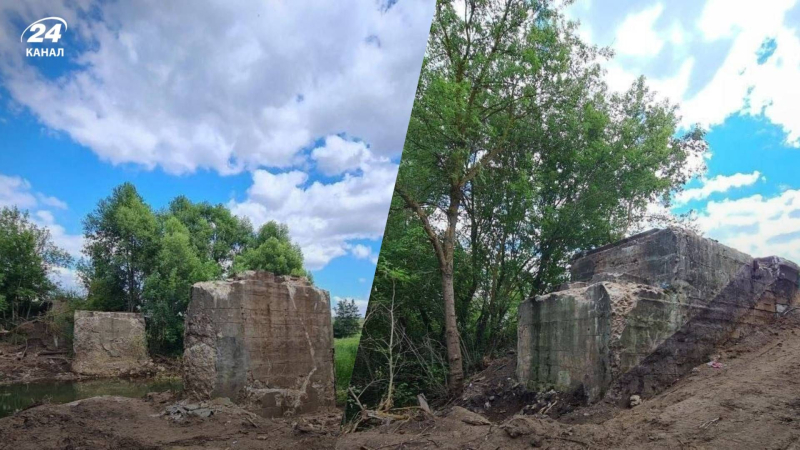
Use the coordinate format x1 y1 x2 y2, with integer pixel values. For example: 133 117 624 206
0 322 77 385
0 392 341 449
4 317 800 449
337 316 800 449
0 320 181 385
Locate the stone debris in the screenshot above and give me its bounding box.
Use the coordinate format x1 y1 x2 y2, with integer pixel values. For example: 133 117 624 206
163 401 215 421
71 311 152 377
517 227 800 404
182 271 335 418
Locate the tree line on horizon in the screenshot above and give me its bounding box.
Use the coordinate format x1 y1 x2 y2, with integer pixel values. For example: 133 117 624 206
347 0 707 416
0 182 310 354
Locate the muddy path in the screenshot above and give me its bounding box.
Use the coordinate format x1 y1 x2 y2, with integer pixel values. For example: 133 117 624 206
337 317 800 449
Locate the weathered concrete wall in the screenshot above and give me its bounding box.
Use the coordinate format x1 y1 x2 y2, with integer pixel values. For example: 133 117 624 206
72 311 152 376
607 256 800 404
571 228 752 302
183 271 335 417
518 228 799 403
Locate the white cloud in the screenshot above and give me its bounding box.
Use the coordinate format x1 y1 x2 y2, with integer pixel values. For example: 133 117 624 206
614 4 665 57
0 174 72 220
570 0 800 147
312 135 386 176
230 153 397 270
0 0 432 175
696 189 800 262
0 174 38 209
676 171 763 204
350 243 379 264
49 266 84 293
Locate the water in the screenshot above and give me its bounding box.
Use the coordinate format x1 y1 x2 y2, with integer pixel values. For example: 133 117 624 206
0 378 183 418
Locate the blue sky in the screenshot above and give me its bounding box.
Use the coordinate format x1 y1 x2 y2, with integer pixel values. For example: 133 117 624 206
566 0 800 262
0 0 435 315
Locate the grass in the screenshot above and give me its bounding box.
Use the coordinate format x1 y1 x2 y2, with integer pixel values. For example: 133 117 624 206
334 333 361 405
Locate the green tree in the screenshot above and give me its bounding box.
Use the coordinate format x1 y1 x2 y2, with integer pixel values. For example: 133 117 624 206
167 196 254 269
370 0 706 402
79 184 313 354
232 221 309 278
0 207 71 323
333 299 361 338
142 216 219 353
81 183 160 312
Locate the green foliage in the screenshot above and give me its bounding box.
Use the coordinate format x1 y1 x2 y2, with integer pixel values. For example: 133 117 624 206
350 0 708 411
333 299 361 338
142 216 220 354
334 333 361 405
232 221 310 279
81 183 160 312
167 196 254 266
0 207 71 324
79 185 309 354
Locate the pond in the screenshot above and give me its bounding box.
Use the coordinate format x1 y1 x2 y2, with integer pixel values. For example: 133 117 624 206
0 378 183 418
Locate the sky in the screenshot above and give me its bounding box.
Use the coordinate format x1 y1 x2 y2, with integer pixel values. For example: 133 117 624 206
566 0 800 263
0 0 435 315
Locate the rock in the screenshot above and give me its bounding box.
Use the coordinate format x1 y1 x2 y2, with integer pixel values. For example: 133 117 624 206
448 406 491 426
71 311 152 377
629 395 642 407
183 271 335 418
190 408 213 418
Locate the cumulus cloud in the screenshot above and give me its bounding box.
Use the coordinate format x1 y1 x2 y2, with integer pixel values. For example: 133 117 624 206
675 171 763 204
0 174 39 209
311 135 387 176
697 189 800 262
570 0 800 146
614 4 666 57
350 243 379 264
229 153 397 270
0 0 432 175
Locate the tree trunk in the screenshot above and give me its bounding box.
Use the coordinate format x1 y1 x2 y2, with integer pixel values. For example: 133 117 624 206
442 197 464 394
441 260 463 393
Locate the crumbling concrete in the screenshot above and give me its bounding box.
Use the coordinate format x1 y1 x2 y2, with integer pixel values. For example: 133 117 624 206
517 228 800 403
183 271 335 417
72 311 152 376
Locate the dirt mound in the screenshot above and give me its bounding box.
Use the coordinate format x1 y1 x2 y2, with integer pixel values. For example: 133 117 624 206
338 315 800 449
456 355 588 422
0 394 340 449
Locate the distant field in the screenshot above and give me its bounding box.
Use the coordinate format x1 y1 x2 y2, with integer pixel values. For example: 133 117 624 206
334 333 361 405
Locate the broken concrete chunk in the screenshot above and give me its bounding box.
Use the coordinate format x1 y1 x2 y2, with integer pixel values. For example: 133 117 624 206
183 271 335 417
518 228 800 404
72 311 152 377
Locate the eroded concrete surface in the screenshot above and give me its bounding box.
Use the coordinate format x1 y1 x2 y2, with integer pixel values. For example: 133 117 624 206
183 271 335 417
72 311 152 376
517 228 800 403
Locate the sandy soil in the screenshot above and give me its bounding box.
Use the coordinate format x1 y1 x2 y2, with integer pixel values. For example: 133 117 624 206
337 316 800 449
0 393 341 449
